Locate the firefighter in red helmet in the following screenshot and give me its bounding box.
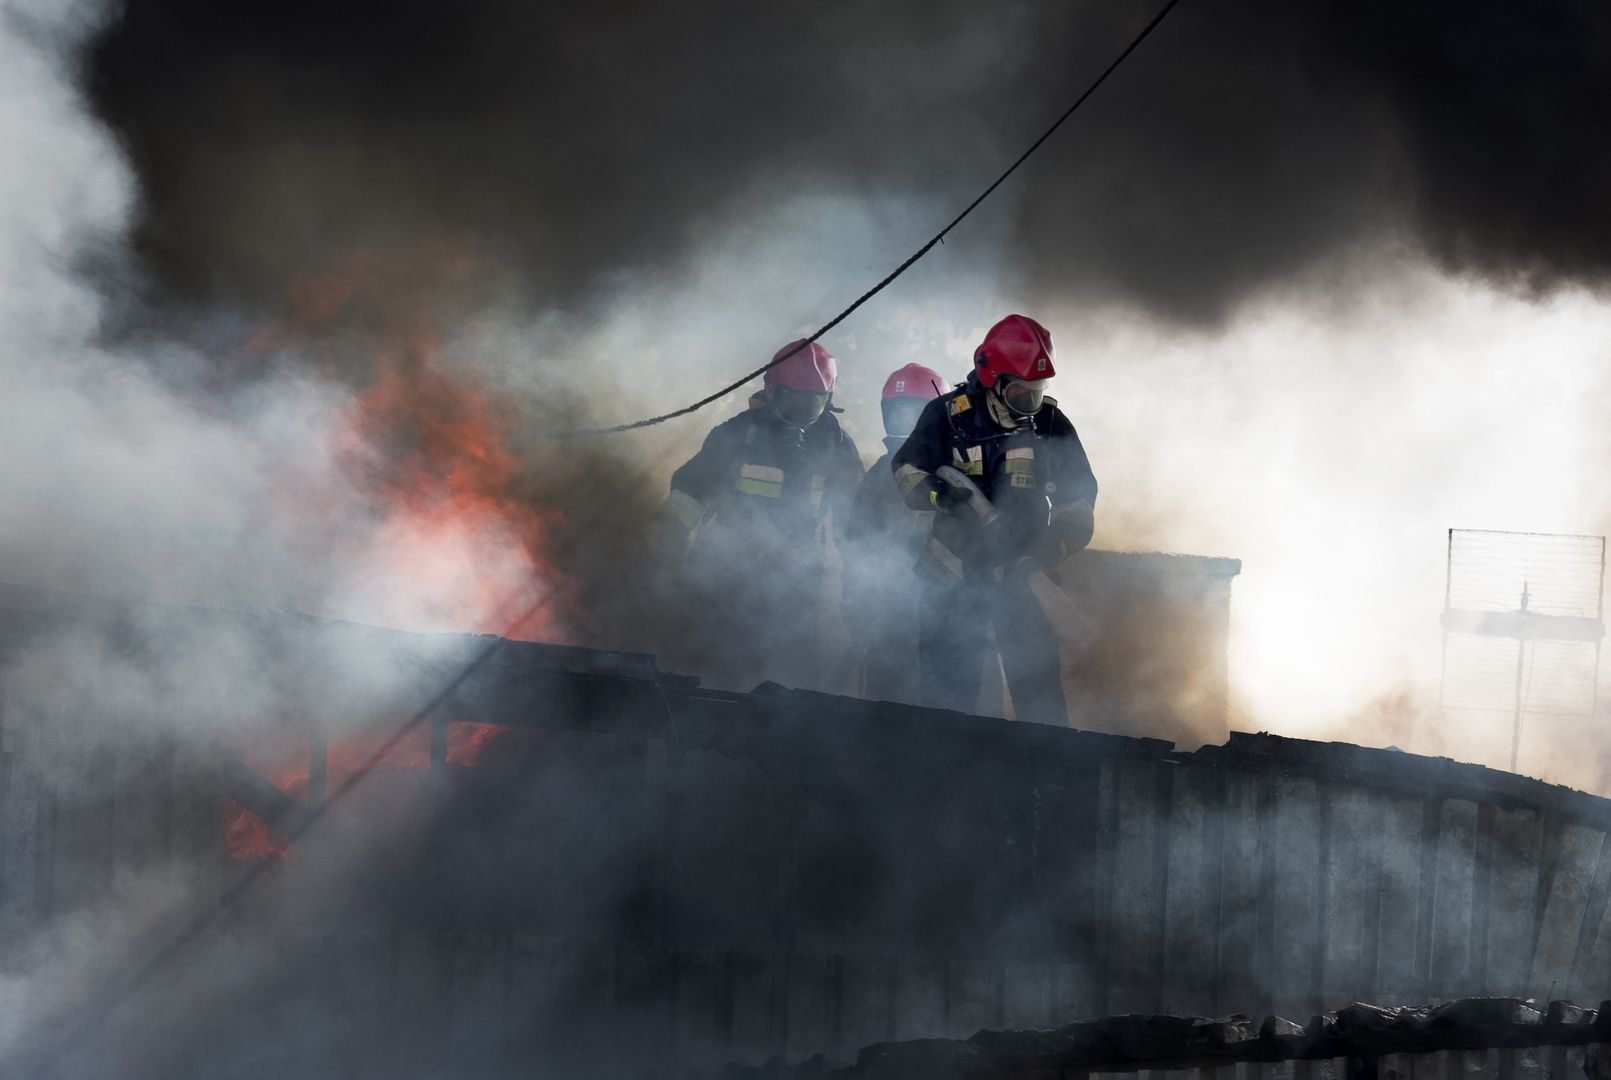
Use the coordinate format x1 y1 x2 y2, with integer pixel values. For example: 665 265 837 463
841 363 949 703
654 339 865 690
890 315 1097 723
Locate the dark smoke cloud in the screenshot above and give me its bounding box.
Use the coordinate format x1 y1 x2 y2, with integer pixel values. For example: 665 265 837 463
85 0 1611 323
84 0 1008 312
1016 0 1611 318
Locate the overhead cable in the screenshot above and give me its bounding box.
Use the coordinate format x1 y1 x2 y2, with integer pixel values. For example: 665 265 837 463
573 0 1184 437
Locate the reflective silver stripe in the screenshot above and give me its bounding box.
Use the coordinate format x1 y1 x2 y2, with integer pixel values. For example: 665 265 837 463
923 536 964 578
894 463 929 495
663 490 703 529
1005 447 1035 460
1050 498 1093 522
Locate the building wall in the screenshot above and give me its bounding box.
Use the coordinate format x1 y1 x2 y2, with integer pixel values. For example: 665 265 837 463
4 594 1611 1079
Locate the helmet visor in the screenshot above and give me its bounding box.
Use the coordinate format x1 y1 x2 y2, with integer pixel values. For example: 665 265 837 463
999 377 1047 417
881 398 926 438
774 389 830 427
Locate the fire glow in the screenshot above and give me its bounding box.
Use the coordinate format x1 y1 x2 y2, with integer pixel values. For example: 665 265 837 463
219 248 571 857
335 335 566 638
254 242 572 640
223 720 519 860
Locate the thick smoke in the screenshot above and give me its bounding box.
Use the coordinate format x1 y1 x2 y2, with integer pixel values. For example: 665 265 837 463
13 0 1611 761
5 1 1611 1074
83 0 1611 322
67 0 1611 758
83 0 1011 312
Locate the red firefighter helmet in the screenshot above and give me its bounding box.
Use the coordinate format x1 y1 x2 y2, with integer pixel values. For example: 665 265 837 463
880 363 946 438
972 314 1054 388
764 339 837 393
881 363 946 402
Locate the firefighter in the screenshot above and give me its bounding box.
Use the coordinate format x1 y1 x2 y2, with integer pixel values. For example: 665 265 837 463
841 364 949 703
890 315 1097 724
654 339 865 691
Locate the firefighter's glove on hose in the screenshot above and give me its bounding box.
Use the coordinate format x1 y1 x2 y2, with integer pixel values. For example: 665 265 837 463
935 465 1032 572
928 479 973 513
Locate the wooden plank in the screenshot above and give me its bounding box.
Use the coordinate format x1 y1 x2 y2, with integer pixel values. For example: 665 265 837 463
444 935 509 1076
1546 1046 1584 1080
1374 795 1426 1002
1485 807 1542 995
1529 822 1607 998
552 938 616 1079
1215 771 1263 1013
390 932 454 1077
1321 786 1379 1006
839 955 893 1060
1430 799 1479 1000
329 933 394 1080
783 953 829 1063
611 941 675 1078
1033 771 1104 993
1507 1047 1546 1080
1269 774 1322 1016
1053 961 1096 1026
1461 1048 1502 1080
1566 854 1611 1004
674 946 726 1076
1379 1053 1414 1080
1470 804 1495 992
727 952 775 1067
946 956 999 1038
892 954 945 1042
1003 960 1051 1031
1164 764 1215 1016
1108 758 1160 1006
1093 758 1118 1013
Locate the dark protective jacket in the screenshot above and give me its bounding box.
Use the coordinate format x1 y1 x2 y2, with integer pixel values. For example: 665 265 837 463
890 374 1097 581
665 398 864 546
845 437 931 559
841 436 933 703
657 399 863 693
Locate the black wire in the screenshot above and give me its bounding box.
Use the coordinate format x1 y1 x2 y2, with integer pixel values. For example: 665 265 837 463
570 0 1184 437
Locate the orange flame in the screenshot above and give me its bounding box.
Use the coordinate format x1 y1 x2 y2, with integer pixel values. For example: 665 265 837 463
223 720 521 860
252 240 572 639
225 244 566 858
335 330 567 637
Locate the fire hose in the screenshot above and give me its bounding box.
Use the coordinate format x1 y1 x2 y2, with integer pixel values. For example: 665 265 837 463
934 465 1089 642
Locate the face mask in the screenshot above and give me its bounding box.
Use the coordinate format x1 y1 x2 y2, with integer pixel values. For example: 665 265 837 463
774 389 829 428
881 399 925 438
998 377 1046 418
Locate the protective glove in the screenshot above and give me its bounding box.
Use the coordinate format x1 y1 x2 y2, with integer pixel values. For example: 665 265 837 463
928 479 972 513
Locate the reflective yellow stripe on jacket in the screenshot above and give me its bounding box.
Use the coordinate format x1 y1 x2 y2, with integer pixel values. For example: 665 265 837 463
736 463 785 497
